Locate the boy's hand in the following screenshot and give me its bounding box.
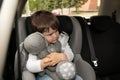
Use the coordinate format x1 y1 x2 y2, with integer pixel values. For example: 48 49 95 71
41 57 52 69
46 52 68 66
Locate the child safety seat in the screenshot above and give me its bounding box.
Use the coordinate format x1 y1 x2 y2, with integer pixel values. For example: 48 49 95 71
14 15 96 80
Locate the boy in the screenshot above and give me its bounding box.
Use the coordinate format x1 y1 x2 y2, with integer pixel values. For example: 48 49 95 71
26 10 82 80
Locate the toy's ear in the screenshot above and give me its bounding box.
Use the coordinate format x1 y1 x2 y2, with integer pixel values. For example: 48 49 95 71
23 32 47 54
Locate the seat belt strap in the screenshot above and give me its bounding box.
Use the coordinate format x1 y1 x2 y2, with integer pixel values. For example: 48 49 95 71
85 20 98 67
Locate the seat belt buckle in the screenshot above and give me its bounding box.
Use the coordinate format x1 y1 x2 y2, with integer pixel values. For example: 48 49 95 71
92 60 98 67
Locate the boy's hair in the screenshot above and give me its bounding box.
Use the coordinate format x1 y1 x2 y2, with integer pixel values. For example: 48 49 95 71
31 10 60 33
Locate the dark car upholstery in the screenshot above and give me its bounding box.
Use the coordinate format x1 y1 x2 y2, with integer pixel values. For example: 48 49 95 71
75 15 120 80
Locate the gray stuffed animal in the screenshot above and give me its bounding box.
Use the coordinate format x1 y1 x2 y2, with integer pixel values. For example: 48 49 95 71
23 32 76 80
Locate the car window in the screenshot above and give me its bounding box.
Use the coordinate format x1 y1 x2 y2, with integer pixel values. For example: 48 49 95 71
22 0 101 18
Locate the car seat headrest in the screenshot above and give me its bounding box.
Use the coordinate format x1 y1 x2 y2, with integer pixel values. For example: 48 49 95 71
25 17 35 35
56 16 73 36
24 16 73 36
90 16 113 32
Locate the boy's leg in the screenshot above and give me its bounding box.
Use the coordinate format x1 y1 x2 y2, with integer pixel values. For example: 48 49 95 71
36 75 53 80
22 70 36 80
75 75 83 80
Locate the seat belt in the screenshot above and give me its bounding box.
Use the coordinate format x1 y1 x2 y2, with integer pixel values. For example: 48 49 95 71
84 19 98 67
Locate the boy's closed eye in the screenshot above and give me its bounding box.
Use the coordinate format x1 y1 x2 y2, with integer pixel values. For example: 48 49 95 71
45 30 58 36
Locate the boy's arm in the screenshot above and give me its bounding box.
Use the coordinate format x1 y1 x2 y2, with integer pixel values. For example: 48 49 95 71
46 43 74 66
26 54 42 73
59 32 74 61
26 54 51 73
63 43 74 61
46 33 74 66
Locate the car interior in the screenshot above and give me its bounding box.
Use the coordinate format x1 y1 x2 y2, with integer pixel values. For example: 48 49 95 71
13 15 96 80
75 15 120 80
1 0 120 80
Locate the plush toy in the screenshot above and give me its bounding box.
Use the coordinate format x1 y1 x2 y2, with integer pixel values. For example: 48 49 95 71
23 32 76 80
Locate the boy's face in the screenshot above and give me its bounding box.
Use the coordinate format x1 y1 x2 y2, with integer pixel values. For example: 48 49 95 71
43 28 59 43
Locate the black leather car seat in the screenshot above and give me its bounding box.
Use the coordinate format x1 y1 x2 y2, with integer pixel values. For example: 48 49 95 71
75 15 120 80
